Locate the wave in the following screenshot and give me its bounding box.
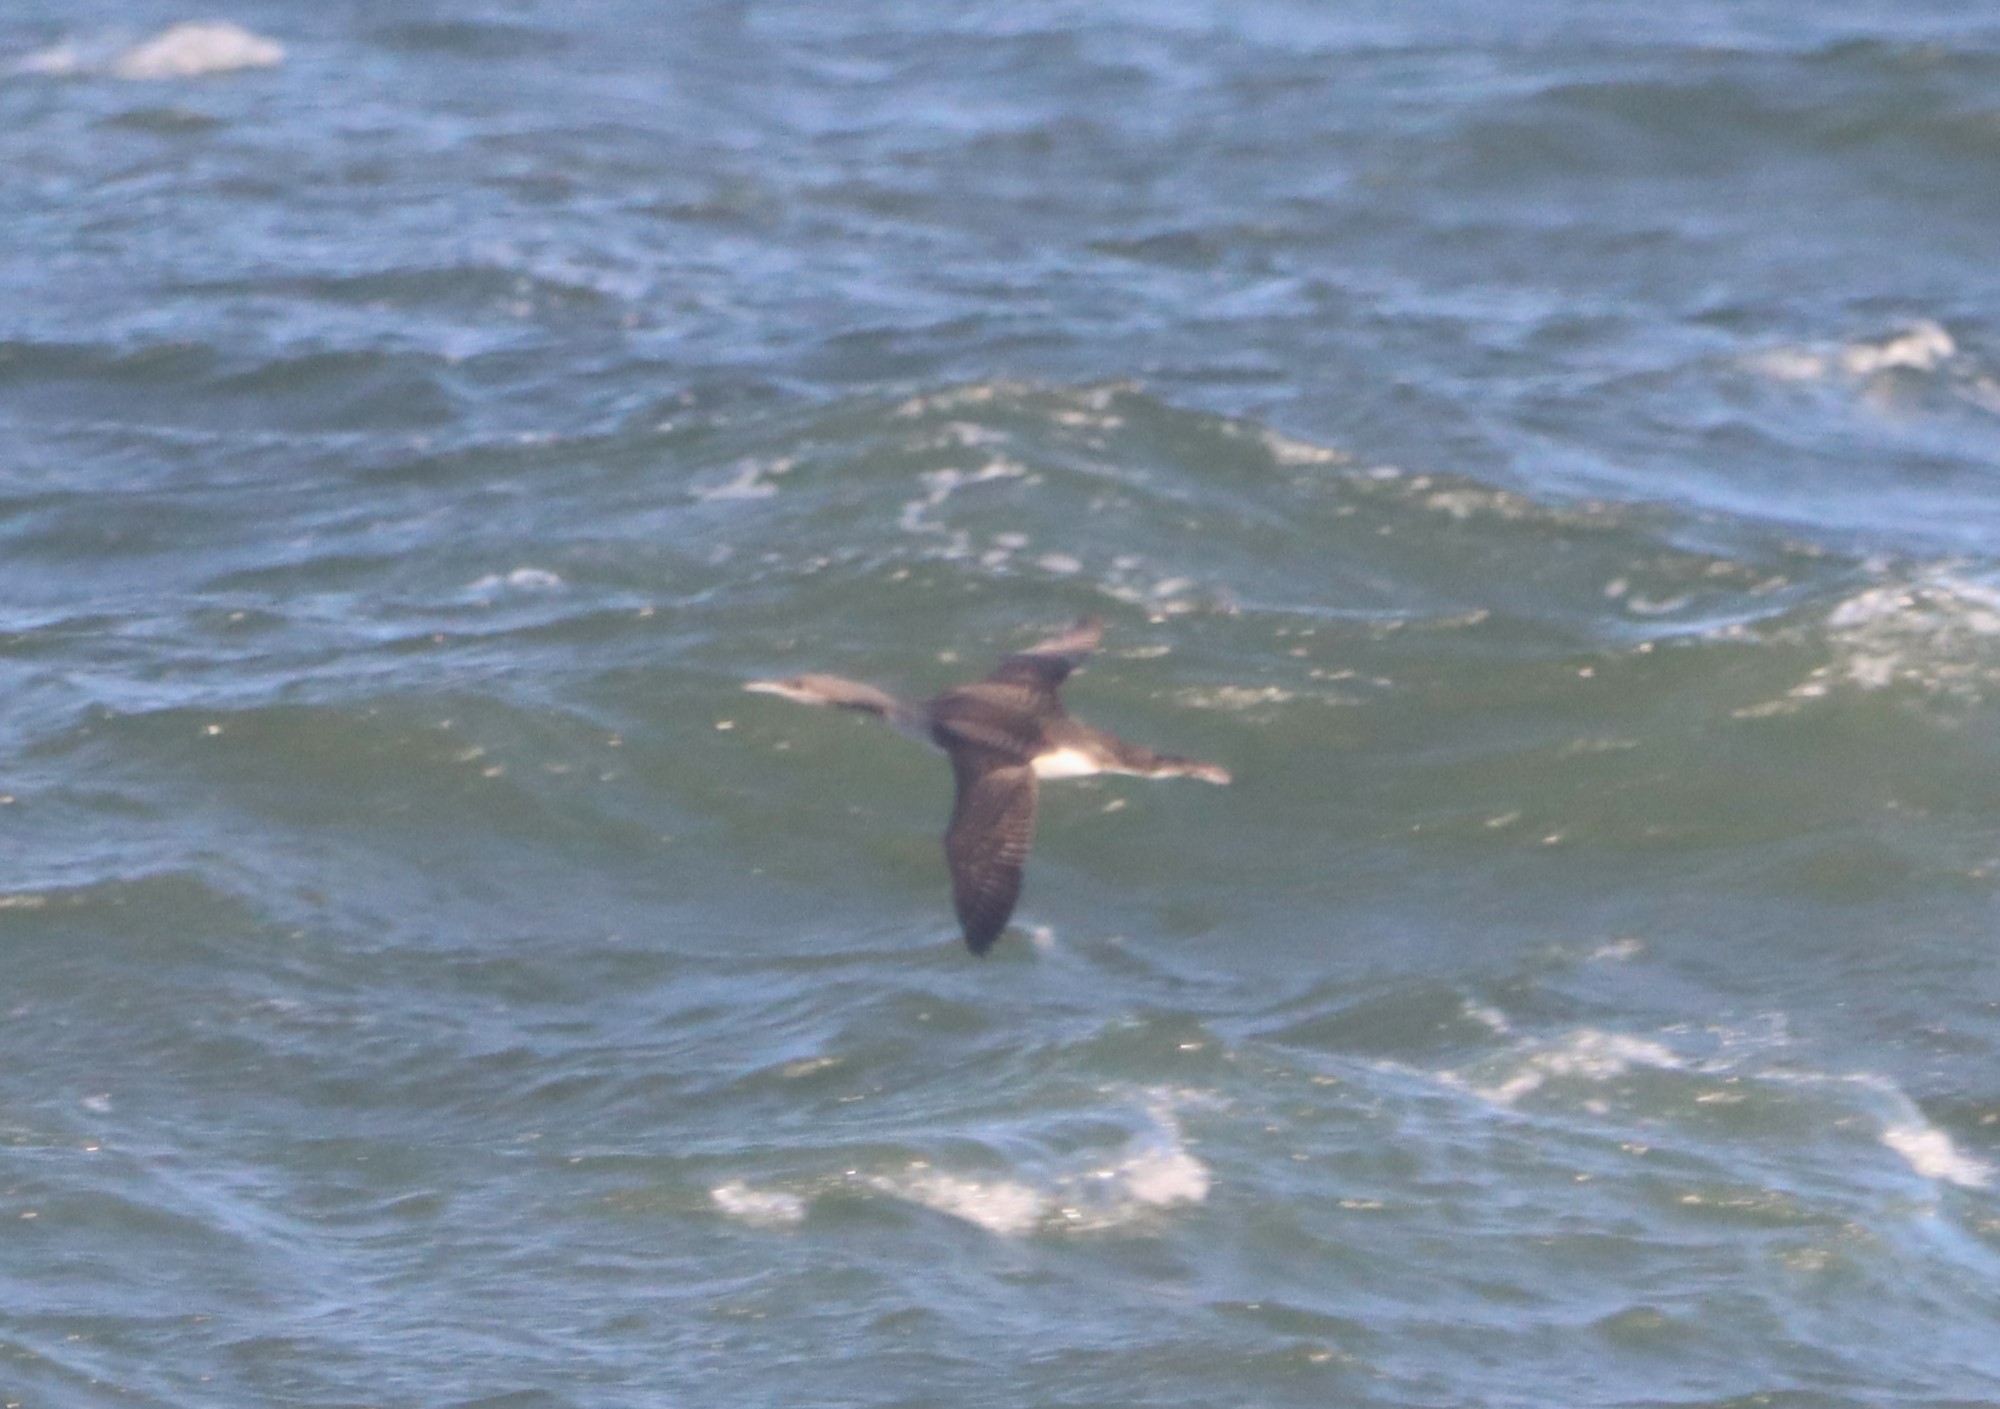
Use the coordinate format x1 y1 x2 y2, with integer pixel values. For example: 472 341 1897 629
1739 564 2000 715
711 1087 1211 1237
16 22 284 81
1746 318 2000 417
1439 1015 1991 1190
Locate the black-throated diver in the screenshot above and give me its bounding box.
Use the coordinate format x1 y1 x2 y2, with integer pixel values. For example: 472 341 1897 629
744 617 1230 955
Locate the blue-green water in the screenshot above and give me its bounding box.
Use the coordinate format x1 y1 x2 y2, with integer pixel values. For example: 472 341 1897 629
5 4 2000 1406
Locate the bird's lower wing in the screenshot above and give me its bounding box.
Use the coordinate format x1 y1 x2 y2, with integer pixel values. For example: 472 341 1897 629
944 754 1038 955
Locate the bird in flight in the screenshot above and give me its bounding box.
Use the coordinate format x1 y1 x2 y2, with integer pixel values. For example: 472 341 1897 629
744 617 1230 954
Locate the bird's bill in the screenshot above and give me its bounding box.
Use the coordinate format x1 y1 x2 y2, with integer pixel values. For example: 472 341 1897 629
743 678 819 703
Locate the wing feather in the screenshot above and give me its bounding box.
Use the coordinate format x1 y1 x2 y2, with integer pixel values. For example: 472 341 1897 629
944 751 1038 955
984 615 1102 693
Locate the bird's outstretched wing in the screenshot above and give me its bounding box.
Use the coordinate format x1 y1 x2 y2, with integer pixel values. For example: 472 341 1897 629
944 748 1039 955
983 615 1102 694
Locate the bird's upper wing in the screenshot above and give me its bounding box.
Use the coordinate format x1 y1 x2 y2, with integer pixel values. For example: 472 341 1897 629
944 748 1038 955
983 615 1103 693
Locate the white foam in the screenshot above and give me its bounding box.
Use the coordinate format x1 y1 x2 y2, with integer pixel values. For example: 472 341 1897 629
118 21 283 78
1826 576 2000 632
1796 571 2000 705
866 1167 1046 1236
1748 319 1957 384
463 567 564 596
1880 1121 1990 1189
711 1092 1209 1238
1819 1073 1991 1189
22 22 285 79
1840 320 1956 376
1422 486 1537 523
1748 347 1831 382
1589 938 1646 963
1177 684 1294 712
15 41 88 76
940 421 1012 449
890 382 1022 418
1097 1140 1211 1213
693 457 790 501
710 1180 805 1229
895 460 1026 549
1259 429 1348 466
867 1090 1211 1236
1459 1029 1684 1107
1456 1022 1992 1193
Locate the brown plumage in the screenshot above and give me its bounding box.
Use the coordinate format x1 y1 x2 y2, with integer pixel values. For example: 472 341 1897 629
745 617 1229 955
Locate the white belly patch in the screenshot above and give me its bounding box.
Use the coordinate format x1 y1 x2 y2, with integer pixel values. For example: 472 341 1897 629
1031 747 1104 779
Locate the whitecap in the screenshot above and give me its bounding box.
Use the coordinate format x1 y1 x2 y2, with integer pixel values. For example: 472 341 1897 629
1088 1135 1211 1215
21 22 286 80
1840 320 1956 377
866 1089 1211 1236
1880 1121 1990 1189
1450 1021 1992 1192
1747 347 1832 382
1589 938 1645 963
1177 684 1295 712
1747 319 1957 384
114 21 284 78
14 41 89 76
710 1180 805 1229
463 567 565 596
895 459 1025 547
693 457 790 502
711 1092 1209 1239
1258 428 1348 466
1453 1028 1685 1107
1422 485 1538 522
1783 569 2000 706
865 1167 1046 1236
1828 1073 1991 1190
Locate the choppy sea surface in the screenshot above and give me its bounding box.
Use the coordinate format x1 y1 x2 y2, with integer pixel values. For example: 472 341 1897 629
5 3 2000 1405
